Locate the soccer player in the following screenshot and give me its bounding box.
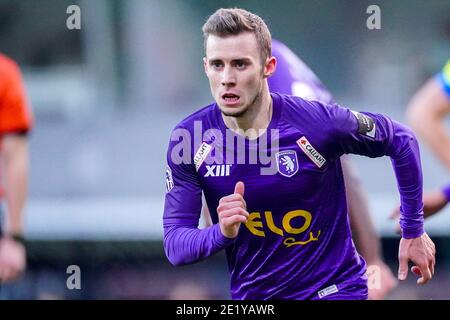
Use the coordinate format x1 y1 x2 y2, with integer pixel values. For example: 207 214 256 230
163 8 435 299
0 53 33 283
201 38 396 299
391 59 450 221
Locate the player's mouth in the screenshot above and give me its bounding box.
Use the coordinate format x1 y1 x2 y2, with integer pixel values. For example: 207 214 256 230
221 93 241 106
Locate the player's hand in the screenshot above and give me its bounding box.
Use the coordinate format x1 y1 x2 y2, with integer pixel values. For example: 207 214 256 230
217 181 249 239
398 232 435 284
367 259 397 300
0 236 26 283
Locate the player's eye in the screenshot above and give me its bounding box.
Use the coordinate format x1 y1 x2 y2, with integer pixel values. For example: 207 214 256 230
234 61 247 69
210 61 224 69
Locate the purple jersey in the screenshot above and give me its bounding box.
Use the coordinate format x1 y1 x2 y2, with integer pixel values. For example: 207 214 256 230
269 39 334 104
163 93 424 299
443 184 450 202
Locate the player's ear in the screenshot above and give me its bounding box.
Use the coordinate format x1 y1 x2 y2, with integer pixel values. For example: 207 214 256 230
203 57 208 74
263 56 276 78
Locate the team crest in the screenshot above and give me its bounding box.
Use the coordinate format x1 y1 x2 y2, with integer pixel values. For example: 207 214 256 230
276 150 299 178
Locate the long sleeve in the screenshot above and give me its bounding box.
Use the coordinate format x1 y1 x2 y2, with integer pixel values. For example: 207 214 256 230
320 103 424 239
385 119 424 238
163 128 234 266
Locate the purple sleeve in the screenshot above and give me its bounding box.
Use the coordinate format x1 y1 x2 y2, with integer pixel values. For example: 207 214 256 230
442 183 450 202
386 121 424 239
325 104 424 239
163 129 234 266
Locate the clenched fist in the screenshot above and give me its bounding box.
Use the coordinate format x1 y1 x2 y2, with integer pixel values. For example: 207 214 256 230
217 181 249 239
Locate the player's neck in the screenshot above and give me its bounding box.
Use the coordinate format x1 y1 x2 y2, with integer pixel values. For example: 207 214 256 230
222 87 273 140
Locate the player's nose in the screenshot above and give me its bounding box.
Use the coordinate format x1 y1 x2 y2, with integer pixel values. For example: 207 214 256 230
221 66 236 86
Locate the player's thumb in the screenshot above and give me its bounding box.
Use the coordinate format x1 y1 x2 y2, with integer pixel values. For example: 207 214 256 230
234 181 245 197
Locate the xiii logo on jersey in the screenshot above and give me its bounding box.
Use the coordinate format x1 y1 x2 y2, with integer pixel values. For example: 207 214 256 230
276 150 299 177
204 164 232 177
297 136 326 168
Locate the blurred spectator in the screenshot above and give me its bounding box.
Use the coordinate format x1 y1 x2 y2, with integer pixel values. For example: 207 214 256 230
0 53 33 287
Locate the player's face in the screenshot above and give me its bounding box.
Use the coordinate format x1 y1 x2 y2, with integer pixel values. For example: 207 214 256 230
204 32 269 117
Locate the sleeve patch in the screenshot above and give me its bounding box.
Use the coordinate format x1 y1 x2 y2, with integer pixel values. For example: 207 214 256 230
351 111 376 138
165 166 174 193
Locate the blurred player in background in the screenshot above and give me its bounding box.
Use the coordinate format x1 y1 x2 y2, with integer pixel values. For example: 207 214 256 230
0 53 32 284
391 59 450 222
202 38 397 299
164 8 435 299
406 59 450 215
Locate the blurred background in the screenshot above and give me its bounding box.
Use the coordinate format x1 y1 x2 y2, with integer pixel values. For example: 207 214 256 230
0 0 449 299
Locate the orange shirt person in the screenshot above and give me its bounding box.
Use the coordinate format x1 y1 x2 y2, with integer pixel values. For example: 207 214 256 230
0 53 33 283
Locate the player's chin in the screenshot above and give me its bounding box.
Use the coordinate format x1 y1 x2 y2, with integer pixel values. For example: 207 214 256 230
218 104 247 118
